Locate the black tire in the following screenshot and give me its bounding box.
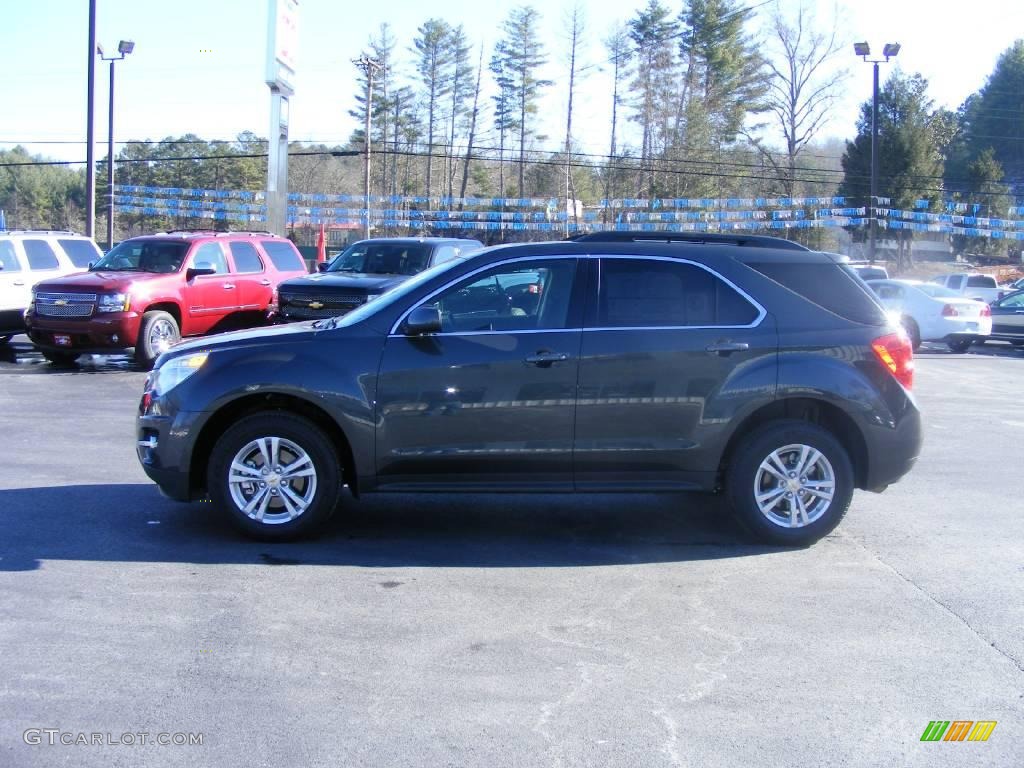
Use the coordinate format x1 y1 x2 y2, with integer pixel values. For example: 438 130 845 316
726 420 854 547
901 316 921 351
40 349 80 366
208 412 343 541
947 337 972 353
135 310 180 366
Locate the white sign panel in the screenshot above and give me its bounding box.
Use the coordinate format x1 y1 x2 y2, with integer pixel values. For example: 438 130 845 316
265 0 299 93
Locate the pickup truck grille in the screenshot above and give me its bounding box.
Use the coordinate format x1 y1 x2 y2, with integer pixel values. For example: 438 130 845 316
35 292 96 318
279 292 366 319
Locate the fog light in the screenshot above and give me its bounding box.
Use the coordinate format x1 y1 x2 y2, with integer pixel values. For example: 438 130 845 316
111 334 120 344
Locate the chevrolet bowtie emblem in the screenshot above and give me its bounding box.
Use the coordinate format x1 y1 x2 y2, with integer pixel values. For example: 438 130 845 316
54 299 68 306
308 301 324 310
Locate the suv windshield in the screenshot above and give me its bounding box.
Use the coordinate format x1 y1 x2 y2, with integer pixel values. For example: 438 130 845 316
328 242 432 276
91 240 189 273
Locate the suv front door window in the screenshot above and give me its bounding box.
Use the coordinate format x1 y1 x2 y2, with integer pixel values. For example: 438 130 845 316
375 258 583 488
185 242 237 330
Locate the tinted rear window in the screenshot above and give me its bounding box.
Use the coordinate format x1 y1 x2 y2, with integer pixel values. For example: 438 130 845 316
966 275 996 288
58 238 101 268
229 241 264 273
747 261 888 325
261 240 306 272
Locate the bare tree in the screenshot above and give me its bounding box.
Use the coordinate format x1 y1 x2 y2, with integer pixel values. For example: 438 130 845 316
459 46 485 203
562 5 586 231
748 1 848 196
602 23 632 222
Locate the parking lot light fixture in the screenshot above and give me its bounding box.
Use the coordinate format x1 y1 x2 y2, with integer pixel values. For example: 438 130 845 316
855 41 901 264
99 40 135 251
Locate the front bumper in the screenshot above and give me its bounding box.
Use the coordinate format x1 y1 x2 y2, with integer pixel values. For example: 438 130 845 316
26 311 143 352
137 407 207 502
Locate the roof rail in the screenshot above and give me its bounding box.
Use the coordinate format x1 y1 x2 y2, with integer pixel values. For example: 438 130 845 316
152 229 282 238
567 231 811 251
0 229 82 236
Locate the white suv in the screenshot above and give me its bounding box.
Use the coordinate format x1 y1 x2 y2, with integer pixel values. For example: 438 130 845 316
0 231 101 344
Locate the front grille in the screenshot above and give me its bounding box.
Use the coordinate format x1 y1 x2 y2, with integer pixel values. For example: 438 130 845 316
279 292 366 319
35 292 96 318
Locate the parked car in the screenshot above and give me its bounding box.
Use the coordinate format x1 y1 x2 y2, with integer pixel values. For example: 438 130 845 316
986 289 1024 347
274 237 483 322
847 261 889 281
1005 276 1024 292
0 230 101 344
25 231 308 366
929 272 1008 304
867 279 991 352
136 232 921 547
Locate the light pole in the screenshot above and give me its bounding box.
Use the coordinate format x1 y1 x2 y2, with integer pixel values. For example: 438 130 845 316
854 41 900 264
86 0 97 239
352 55 383 239
98 40 135 251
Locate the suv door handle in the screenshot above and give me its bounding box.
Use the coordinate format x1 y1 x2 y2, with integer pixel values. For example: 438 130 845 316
13 280 25 286
259 279 272 286
525 351 569 366
706 341 749 354
222 283 236 290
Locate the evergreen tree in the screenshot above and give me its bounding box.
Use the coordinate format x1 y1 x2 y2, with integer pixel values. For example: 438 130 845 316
412 19 455 198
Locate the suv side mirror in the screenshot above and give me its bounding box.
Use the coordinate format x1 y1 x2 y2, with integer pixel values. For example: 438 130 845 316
87 260 96 270
317 262 330 272
403 305 442 336
186 267 216 281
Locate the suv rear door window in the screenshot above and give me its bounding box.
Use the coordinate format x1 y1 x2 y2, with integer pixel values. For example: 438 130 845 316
598 258 759 328
260 240 305 272
0 241 20 272
746 261 888 326
229 242 264 273
58 238 101 268
24 240 60 270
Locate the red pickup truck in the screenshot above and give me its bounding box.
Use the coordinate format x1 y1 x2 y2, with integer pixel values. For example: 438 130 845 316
25 231 308 365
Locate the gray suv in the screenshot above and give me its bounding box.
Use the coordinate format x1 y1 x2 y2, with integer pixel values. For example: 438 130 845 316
137 232 921 546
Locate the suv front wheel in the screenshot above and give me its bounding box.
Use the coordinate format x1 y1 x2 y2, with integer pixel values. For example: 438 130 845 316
135 310 180 366
726 420 853 546
208 412 344 540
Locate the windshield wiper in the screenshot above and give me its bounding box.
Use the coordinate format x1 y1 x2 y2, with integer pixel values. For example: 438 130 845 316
311 316 339 330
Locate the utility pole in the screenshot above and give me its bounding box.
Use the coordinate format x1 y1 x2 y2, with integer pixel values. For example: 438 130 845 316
86 0 97 239
353 55 383 240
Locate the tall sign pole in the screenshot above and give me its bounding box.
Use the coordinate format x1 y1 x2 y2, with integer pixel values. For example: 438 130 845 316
86 0 97 238
265 0 299 236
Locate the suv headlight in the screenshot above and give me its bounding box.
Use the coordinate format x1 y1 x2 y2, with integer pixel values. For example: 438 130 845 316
150 353 208 395
97 292 130 312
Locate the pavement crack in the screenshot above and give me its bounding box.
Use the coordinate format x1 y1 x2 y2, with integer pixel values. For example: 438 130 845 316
842 532 1024 674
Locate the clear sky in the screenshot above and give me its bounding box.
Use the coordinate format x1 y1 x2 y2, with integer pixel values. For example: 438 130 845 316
3 0 1022 166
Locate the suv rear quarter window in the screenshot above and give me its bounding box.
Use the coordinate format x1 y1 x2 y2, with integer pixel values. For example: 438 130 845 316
746 261 888 326
260 240 306 272
966 275 996 288
23 240 60 270
598 258 759 328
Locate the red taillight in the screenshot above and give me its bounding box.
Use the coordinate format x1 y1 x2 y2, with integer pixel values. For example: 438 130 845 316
981 304 991 317
871 332 914 389
941 304 959 317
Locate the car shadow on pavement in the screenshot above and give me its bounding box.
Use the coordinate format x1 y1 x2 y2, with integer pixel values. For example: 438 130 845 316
0 483 791 572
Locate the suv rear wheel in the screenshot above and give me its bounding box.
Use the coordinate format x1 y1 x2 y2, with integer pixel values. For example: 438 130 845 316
726 420 853 546
208 412 343 540
135 310 180 366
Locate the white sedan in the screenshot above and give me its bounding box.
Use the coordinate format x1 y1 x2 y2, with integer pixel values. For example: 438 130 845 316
867 279 992 353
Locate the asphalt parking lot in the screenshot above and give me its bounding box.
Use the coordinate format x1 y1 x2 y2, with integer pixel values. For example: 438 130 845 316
1 335 1022 767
